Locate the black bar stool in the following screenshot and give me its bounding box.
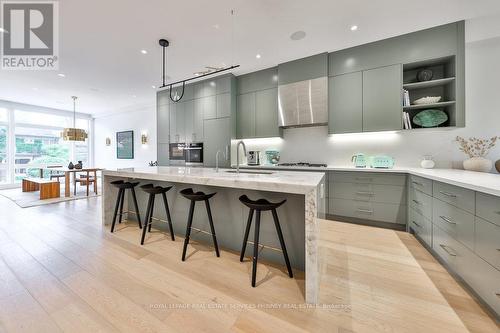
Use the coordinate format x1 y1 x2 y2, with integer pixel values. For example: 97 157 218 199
110 180 142 233
179 188 220 261
239 195 293 287
140 184 175 245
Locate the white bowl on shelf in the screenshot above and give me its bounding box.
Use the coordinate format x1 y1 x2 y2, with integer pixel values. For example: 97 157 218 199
412 96 442 105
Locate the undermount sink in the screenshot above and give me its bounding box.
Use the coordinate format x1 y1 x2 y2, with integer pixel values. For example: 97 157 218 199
225 170 274 175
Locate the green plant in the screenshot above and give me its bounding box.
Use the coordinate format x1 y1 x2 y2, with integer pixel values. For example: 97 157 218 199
26 156 67 178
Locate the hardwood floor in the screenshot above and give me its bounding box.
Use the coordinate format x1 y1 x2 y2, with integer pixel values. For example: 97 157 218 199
0 195 497 332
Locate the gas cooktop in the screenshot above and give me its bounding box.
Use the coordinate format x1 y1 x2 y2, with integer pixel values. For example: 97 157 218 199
277 162 328 168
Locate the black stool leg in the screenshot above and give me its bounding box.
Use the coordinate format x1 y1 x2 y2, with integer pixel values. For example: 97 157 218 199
251 210 261 287
140 194 153 245
272 209 293 278
130 187 142 229
148 195 155 232
161 192 175 241
182 201 195 261
240 208 254 262
118 189 125 224
205 200 220 257
110 188 122 233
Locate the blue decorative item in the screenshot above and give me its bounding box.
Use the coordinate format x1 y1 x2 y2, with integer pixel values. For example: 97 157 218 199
413 109 448 127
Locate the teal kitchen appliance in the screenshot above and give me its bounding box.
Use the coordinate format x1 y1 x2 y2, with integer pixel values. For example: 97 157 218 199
351 153 367 168
265 149 280 165
369 155 395 168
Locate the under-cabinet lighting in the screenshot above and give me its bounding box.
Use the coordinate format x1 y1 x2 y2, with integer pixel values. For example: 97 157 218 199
350 25 358 31
329 131 400 142
232 137 283 146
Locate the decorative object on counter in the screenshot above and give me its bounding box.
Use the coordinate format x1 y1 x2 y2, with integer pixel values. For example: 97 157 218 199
456 136 498 172
247 151 260 165
412 109 448 127
265 149 280 165
416 68 433 82
368 155 395 169
496 159 500 173
67 161 74 170
149 161 158 167
141 133 148 145
157 10 240 102
420 155 435 169
105 137 111 146
74 161 83 169
351 153 367 168
116 130 134 159
413 96 442 105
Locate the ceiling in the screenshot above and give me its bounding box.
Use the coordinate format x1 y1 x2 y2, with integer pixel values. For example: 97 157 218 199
1 0 499 117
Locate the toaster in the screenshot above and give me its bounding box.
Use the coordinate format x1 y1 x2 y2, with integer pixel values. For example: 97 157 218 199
369 155 395 168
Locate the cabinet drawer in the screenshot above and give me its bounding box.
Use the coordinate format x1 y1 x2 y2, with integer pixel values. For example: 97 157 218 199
329 182 406 204
432 198 474 250
433 182 475 214
409 175 432 196
476 192 500 227
329 198 406 224
409 208 432 248
475 217 500 271
409 187 432 220
330 171 406 186
434 224 500 316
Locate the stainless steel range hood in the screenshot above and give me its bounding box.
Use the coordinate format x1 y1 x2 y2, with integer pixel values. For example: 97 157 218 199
278 76 328 128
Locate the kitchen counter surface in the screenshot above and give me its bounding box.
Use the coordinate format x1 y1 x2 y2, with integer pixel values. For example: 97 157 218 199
235 164 500 197
103 166 325 195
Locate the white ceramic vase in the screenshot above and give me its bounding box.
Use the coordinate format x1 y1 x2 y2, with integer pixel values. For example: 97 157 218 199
420 156 435 169
463 157 492 172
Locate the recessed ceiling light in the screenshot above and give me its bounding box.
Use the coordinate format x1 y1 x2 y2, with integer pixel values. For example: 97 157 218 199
213 24 220 29
350 25 358 31
0 28 5 33
152 85 156 89
58 73 65 77
290 30 306 41
132 95 137 98
140 49 148 54
256 54 261 59
32 87 38 91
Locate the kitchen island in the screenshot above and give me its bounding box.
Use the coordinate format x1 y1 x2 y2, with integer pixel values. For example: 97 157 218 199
102 166 326 303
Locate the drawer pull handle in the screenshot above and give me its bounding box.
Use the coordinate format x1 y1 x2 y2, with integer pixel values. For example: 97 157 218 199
356 208 373 214
439 244 457 257
412 199 422 205
356 191 374 196
439 216 456 225
412 181 423 186
355 177 373 181
412 221 421 228
496 211 500 215
439 191 457 198
496 293 500 297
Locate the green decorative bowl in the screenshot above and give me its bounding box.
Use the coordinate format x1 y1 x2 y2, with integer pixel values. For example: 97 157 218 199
412 109 448 127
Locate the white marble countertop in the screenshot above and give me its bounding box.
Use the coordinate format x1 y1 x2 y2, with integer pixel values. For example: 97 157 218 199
102 166 325 195
234 164 500 197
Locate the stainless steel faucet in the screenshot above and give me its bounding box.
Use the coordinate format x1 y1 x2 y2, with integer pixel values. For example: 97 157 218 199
236 140 247 174
215 150 224 173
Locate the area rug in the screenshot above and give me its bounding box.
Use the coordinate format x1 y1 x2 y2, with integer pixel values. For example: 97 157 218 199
0 187 101 208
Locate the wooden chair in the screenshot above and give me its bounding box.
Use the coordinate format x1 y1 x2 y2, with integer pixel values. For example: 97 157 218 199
74 172 96 196
47 165 65 182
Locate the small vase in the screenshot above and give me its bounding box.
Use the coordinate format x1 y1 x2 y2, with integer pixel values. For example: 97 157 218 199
75 161 83 169
463 157 492 173
68 162 74 170
495 159 500 173
420 156 435 169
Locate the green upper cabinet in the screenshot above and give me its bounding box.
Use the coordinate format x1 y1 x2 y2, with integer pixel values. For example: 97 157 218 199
278 53 328 85
328 72 362 134
157 103 170 143
236 67 280 139
362 64 403 132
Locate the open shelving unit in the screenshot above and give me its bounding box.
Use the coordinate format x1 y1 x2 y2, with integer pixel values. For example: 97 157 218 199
402 56 458 129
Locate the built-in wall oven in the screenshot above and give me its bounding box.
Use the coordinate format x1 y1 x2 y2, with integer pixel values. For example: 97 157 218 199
168 142 203 166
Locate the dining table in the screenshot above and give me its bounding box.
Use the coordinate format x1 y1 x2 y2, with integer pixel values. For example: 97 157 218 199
38 167 104 197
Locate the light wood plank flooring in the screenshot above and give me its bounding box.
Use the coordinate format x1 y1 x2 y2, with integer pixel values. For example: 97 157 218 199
0 195 497 332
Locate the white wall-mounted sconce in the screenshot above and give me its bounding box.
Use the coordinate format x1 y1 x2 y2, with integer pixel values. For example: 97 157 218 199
141 133 148 145
105 137 111 146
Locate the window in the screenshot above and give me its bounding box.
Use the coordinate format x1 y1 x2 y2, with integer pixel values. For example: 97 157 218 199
0 108 7 184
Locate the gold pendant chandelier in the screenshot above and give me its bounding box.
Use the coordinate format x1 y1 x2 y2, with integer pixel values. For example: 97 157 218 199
61 96 88 141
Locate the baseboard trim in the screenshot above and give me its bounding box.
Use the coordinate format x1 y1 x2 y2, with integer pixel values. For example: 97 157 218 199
325 214 406 231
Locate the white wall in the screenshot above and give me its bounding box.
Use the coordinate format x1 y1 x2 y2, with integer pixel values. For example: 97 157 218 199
233 18 500 173
94 106 156 169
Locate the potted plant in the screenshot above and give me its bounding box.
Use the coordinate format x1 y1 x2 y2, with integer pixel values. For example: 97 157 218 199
456 136 498 172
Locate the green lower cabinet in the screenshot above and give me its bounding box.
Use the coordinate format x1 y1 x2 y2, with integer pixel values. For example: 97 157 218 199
328 72 362 134
362 64 403 132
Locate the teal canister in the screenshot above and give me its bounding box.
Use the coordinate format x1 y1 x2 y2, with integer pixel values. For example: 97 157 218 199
351 153 367 168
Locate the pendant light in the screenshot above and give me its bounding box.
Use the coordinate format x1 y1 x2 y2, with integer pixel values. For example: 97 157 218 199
61 96 88 141
158 9 240 103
